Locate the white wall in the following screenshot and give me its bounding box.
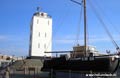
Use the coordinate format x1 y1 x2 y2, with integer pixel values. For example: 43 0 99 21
29 12 52 57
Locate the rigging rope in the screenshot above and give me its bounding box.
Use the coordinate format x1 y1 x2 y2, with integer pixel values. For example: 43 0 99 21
88 0 119 50
45 1 73 52
76 4 83 45
94 0 120 36
71 0 89 46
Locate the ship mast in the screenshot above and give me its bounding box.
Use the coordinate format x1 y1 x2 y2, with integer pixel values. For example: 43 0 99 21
83 0 87 56
71 0 87 56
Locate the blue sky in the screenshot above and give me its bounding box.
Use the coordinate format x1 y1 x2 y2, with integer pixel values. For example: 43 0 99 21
0 0 120 56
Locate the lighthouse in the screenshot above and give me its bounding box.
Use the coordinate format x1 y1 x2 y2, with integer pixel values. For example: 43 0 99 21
29 8 52 58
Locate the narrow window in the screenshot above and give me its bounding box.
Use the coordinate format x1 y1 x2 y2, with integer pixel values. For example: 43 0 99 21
45 33 47 38
48 20 49 25
38 43 40 48
44 44 46 49
38 32 40 37
37 19 39 24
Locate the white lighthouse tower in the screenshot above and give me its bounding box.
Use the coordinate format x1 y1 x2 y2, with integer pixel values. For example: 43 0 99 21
29 8 52 58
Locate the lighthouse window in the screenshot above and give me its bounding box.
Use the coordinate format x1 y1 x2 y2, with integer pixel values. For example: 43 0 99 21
38 32 40 37
48 20 49 25
38 43 40 48
45 33 47 38
44 44 46 49
37 19 39 24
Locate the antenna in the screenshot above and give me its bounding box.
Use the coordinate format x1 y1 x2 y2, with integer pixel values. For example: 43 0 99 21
37 7 42 12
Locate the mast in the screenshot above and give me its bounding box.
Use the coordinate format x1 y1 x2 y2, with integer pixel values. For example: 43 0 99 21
83 0 87 56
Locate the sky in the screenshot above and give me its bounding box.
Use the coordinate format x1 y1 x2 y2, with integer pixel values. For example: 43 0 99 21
0 0 120 57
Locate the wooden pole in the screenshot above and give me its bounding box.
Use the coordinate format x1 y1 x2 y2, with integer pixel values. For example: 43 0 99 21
83 0 87 56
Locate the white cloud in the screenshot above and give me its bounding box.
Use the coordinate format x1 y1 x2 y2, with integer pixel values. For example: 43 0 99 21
0 35 7 41
53 34 120 44
0 48 28 57
54 39 75 44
